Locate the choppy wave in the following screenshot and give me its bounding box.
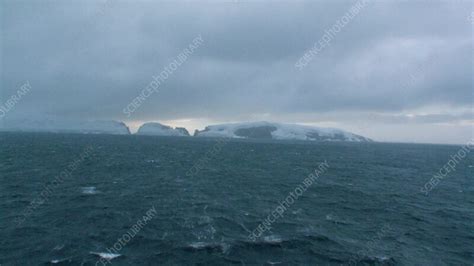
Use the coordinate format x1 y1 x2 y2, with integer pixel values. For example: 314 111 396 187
1 134 472 265
185 241 231 254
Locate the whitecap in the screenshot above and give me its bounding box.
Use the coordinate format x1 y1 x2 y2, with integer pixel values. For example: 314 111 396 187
89 252 121 260
189 242 208 249
266 261 282 265
373 255 391 262
52 244 64 251
50 257 72 264
292 208 302 215
221 242 231 254
262 235 282 244
187 242 231 254
81 187 98 194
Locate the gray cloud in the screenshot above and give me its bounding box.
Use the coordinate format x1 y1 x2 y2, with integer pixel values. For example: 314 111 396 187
0 0 472 143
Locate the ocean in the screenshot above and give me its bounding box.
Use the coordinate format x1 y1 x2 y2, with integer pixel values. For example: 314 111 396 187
0 133 473 265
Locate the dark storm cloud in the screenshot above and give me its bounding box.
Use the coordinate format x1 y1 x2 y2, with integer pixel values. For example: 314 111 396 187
1 0 472 122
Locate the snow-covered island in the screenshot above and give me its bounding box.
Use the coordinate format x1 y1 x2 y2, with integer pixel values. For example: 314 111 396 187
0 118 131 135
136 122 190 136
0 119 372 142
194 121 372 142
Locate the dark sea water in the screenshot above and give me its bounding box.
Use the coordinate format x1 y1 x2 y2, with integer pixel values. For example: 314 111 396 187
1 133 473 265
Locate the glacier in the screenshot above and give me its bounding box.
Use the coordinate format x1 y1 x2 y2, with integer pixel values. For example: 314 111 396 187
194 121 372 142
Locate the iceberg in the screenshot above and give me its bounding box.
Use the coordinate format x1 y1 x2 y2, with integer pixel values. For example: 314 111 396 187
194 121 372 142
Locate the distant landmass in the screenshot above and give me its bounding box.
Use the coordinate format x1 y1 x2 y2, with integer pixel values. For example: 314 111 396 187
0 118 130 135
136 122 190 136
194 121 372 142
0 119 372 142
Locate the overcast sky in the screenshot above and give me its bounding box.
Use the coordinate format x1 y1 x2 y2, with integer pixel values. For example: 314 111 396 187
1 0 472 144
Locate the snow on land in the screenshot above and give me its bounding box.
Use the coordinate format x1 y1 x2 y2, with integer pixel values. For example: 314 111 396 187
194 121 372 142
